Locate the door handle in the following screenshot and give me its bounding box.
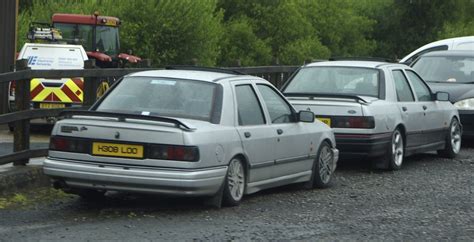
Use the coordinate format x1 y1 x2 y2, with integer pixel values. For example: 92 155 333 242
402 107 407 112
277 129 283 135
244 132 251 138
423 105 427 110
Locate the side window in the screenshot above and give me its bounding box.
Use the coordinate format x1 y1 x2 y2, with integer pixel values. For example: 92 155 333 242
235 85 265 126
405 70 432 101
392 70 415 102
257 84 293 124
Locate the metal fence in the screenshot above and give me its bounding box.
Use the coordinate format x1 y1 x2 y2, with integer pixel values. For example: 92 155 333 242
0 61 298 165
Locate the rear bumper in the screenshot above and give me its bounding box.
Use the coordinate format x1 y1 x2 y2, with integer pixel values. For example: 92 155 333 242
335 132 391 158
43 158 227 196
459 110 474 137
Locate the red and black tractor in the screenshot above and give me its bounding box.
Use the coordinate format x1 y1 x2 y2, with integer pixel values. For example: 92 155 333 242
52 12 142 68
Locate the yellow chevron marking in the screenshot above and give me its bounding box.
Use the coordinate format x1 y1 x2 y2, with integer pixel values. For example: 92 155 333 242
30 79 42 90
30 78 85 103
64 78 83 101
53 88 72 102
32 88 50 102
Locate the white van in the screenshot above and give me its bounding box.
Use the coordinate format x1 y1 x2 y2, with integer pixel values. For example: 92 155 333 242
400 36 474 64
8 43 88 130
9 43 88 111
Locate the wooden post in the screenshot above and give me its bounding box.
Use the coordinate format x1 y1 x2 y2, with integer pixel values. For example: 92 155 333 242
13 59 30 166
83 59 96 107
0 0 19 115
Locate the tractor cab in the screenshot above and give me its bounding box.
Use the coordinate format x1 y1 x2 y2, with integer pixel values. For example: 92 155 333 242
52 13 140 68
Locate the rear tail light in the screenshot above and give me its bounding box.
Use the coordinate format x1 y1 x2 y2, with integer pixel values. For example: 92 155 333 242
332 116 375 129
49 136 89 153
50 136 199 161
148 144 199 162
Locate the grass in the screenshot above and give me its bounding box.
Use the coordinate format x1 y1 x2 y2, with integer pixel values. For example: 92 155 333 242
0 188 73 209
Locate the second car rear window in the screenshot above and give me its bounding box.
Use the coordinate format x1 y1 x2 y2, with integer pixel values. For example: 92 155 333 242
284 67 380 98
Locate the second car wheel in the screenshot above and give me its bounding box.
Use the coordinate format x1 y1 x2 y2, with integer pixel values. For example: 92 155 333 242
222 158 246 206
386 128 404 170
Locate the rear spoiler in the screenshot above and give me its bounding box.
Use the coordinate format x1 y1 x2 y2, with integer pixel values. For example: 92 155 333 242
59 110 195 131
284 92 369 104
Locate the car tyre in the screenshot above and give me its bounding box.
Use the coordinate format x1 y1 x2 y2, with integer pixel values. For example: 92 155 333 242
385 128 404 170
307 141 335 189
437 118 461 158
222 158 246 207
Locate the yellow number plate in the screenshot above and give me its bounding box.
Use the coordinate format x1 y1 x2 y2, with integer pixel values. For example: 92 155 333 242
317 117 331 127
39 103 65 109
92 142 144 158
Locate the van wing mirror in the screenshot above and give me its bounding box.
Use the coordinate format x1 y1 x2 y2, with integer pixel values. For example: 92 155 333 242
298 110 315 123
436 92 449 101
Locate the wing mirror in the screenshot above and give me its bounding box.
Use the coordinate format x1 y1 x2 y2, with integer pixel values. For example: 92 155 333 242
298 110 315 123
435 92 450 101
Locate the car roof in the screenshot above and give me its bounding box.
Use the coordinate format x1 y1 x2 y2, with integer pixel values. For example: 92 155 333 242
304 60 402 69
127 69 247 83
421 50 474 57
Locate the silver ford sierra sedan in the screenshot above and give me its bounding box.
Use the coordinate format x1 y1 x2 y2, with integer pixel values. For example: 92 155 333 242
281 60 461 170
43 67 339 207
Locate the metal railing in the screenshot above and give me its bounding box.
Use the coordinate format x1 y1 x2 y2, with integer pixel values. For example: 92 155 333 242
0 60 297 165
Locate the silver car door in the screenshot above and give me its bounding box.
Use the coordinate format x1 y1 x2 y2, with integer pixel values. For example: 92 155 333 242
233 82 277 183
255 83 313 178
405 70 446 144
391 69 425 148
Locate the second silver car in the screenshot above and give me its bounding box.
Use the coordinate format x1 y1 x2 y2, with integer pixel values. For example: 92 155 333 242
282 60 461 170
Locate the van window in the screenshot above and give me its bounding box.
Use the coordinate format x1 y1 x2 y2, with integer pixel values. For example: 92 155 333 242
405 45 448 64
412 55 474 83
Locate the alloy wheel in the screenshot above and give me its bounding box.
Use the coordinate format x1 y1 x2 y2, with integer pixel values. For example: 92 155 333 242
318 145 334 184
392 130 404 167
450 120 462 154
227 159 245 201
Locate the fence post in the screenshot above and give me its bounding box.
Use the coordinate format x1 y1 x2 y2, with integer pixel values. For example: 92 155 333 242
83 59 96 107
13 59 30 166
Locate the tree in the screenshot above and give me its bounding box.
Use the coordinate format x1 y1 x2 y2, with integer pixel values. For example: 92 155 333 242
18 0 224 67
300 0 377 57
437 0 474 38
369 0 467 59
218 16 272 66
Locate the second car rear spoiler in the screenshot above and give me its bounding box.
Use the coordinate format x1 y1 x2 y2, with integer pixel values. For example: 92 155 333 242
59 110 195 131
284 92 369 104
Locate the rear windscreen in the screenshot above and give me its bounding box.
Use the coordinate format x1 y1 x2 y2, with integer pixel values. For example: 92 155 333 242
96 77 219 121
284 67 380 97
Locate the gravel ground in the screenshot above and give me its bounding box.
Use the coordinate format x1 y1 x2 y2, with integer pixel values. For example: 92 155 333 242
0 144 473 241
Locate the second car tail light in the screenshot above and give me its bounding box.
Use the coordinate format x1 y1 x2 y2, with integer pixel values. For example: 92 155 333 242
332 116 375 129
49 136 89 153
148 144 199 162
